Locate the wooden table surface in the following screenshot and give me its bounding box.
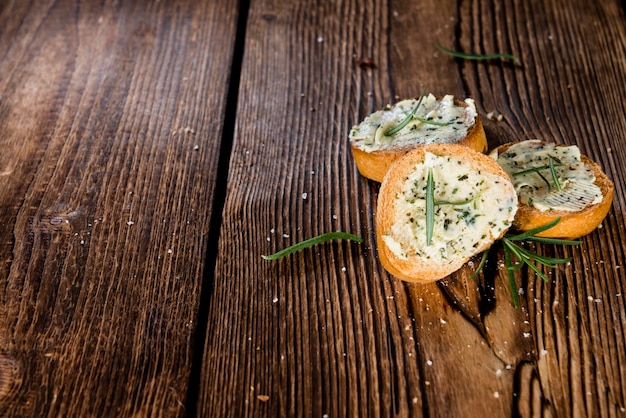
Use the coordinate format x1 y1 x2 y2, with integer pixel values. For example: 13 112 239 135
1 0 625 416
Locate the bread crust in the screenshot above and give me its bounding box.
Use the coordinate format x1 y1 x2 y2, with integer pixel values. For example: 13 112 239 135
376 143 516 283
351 99 487 182
492 142 614 239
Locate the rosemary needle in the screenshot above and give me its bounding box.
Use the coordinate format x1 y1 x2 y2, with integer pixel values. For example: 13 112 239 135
435 44 520 63
512 163 565 177
384 88 426 136
262 231 363 260
549 157 563 191
425 171 481 246
503 244 520 308
469 250 490 280
425 168 435 246
505 217 574 242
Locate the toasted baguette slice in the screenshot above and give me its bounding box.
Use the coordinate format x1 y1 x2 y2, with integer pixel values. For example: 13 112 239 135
376 143 518 283
490 140 614 239
350 94 487 182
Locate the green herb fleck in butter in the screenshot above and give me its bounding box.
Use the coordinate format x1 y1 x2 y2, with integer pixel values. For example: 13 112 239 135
349 95 477 152
492 140 602 212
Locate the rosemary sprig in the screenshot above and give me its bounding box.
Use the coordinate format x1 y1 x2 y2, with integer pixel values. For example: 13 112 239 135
384 88 426 136
425 168 435 246
471 217 580 308
436 44 520 63
262 232 363 260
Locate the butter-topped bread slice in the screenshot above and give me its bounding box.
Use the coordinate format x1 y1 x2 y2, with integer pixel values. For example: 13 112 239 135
490 140 614 238
376 143 518 283
350 94 487 182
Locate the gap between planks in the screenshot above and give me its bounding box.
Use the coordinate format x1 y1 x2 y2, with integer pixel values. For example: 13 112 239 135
184 0 252 414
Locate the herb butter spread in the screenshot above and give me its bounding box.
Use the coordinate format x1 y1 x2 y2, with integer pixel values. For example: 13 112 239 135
349 95 477 152
493 140 602 212
382 152 517 261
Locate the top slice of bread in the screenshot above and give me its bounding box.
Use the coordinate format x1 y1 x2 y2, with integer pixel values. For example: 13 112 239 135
491 140 614 239
350 95 487 182
376 143 518 283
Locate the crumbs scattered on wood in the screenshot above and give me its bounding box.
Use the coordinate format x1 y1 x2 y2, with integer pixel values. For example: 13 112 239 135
183 127 195 135
486 111 504 122
257 395 270 402
355 56 377 69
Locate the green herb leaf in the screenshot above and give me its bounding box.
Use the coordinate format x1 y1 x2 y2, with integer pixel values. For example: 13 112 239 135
524 236 581 246
469 250 490 280
262 232 363 260
505 217 562 240
495 217 581 308
512 163 565 177
503 244 520 308
414 117 451 127
549 157 563 191
434 199 474 206
436 44 520 63
426 168 435 246
499 219 580 307
505 239 572 269
384 88 426 136
434 190 482 208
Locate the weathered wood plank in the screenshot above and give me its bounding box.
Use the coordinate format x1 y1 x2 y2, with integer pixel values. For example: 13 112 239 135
0 0 238 416
199 0 626 417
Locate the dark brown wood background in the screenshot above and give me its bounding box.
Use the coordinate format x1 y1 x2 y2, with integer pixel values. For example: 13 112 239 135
0 0 624 416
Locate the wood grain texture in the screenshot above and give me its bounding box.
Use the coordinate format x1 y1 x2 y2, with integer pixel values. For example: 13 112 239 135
0 0 237 416
1 0 625 416
198 0 626 417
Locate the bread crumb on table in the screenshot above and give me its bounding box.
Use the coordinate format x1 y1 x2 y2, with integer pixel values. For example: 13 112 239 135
486 111 504 121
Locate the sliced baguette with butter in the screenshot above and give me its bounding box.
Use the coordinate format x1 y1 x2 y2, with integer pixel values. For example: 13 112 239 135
490 140 614 239
376 143 518 283
349 94 487 182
